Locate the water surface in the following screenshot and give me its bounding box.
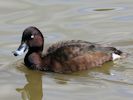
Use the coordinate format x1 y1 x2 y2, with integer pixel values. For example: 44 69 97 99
0 0 133 100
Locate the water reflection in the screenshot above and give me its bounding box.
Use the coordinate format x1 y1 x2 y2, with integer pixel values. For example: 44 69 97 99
16 70 43 100
12 58 127 100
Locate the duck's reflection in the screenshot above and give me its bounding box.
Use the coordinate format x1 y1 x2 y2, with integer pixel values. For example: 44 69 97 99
15 60 115 100
16 70 43 100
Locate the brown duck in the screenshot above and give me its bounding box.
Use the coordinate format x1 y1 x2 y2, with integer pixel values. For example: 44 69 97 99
13 26 124 73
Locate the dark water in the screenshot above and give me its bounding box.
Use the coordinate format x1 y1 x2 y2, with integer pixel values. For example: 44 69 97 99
0 0 133 100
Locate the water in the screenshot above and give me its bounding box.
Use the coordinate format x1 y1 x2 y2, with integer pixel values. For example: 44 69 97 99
0 0 133 100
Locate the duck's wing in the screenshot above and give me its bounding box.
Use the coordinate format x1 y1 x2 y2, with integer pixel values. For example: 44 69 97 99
47 40 99 54
46 40 114 61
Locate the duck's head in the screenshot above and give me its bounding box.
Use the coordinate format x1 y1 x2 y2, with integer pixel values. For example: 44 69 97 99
13 26 44 56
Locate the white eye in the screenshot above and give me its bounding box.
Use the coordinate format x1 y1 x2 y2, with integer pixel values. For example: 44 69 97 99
31 35 34 39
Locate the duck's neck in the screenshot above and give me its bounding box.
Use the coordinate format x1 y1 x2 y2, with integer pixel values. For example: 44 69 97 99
25 48 51 71
28 47 43 53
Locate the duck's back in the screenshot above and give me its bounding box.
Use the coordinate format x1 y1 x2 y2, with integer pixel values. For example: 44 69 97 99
45 40 118 73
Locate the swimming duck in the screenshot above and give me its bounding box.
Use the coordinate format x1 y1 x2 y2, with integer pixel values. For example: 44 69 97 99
13 26 124 73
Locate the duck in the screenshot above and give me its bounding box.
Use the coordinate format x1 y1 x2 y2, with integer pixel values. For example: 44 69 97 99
13 26 124 73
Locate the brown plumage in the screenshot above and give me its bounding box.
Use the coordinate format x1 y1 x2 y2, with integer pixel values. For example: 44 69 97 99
13 26 124 73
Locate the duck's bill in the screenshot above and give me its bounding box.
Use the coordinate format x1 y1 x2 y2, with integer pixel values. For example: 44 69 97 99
13 43 28 56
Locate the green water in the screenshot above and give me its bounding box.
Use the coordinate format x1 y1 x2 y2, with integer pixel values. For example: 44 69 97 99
0 0 133 100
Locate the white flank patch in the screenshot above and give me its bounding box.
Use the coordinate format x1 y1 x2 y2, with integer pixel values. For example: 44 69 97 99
112 53 121 60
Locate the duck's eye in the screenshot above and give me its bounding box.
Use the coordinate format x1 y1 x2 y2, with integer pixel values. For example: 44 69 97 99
31 35 34 39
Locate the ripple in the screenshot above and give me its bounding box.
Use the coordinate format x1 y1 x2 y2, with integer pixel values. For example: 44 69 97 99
45 33 66 43
78 7 125 14
111 39 133 47
93 7 125 12
113 15 133 21
94 8 114 11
